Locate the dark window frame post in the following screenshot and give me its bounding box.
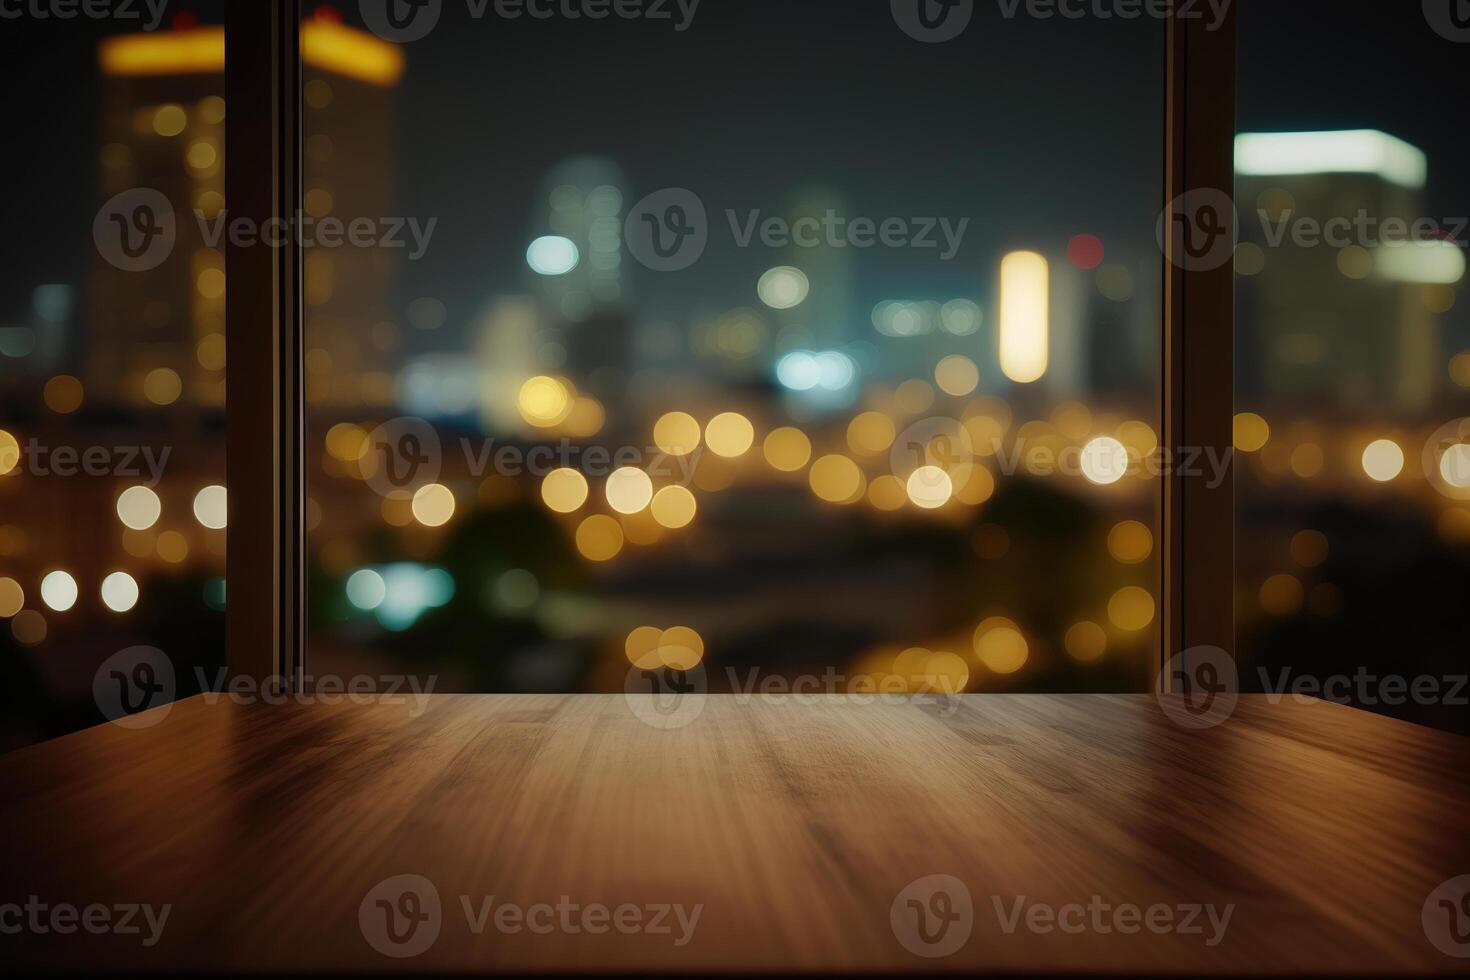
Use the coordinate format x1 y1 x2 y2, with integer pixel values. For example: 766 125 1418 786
1161 1 1237 685
225 0 305 692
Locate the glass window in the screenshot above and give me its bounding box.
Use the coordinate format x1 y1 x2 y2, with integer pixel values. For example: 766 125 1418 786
1237 1 1469 734
303 2 1166 697
0 6 227 749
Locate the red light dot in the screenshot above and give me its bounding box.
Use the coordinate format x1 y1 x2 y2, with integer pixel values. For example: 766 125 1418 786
172 12 199 30
1068 234 1105 270
315 4 343 22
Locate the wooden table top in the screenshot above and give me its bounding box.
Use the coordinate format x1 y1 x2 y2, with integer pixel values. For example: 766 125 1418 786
1 693 1467 974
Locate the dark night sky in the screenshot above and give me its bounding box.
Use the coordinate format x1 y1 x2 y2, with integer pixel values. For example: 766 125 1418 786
0 1 1465 338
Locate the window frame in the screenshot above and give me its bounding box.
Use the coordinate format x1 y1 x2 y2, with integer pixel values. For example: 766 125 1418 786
223 0 1236 690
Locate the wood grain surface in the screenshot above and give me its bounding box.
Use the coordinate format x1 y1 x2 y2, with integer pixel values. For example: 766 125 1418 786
1 694 1466 973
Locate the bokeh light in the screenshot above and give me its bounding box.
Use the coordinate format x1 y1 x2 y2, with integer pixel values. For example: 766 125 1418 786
40 570 78 612
100 572 139 613
116 486 162 530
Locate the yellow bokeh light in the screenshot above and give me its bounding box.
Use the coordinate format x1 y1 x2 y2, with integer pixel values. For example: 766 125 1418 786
894 379 935 415
953 466 995 506
1450 352 1470 388
625 626 665 669
605 467 654 515
517 375 573 428
43 375 84 414
564 396 605 438
325 423 369 462
762 427 812 472
143 367 183 406
1360 438 1404 482
0 429 19 475
651 485 697 529
1260 573 1304 616
659 626 705 670
411 483 456 527
152 103 186 136
906 466 953 509
973 617 1028 674
847 412 896 456
1107 521 1153 564
1107 587 1156 631
1065 622 1108 663
809 454 864 504
653 412 702 456
705 412 755 458
575 515 624 562
867 474 908 511
1116 420 1158 457
917 651 970 694
186 139 217 173
1290 529 1329 567
541 468 589 514
1233 412 1270 452
157 530 189 563
934 355 980 397
116 485 161 530
197 333 226 371
381 490 414 527
196 268 226 299
0 577 23 618
1290 443 1324 478
12 609 46 646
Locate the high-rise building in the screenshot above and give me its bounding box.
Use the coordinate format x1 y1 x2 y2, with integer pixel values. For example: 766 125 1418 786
1235 130 1454 418
92 14 404 412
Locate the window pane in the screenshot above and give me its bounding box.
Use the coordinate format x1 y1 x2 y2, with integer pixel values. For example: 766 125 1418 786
305 3 1165 697
1237 1 1468 733
0 7 227 749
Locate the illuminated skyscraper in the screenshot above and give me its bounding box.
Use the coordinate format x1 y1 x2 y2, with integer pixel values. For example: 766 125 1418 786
91 15 404 411
1235 130 1458 417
